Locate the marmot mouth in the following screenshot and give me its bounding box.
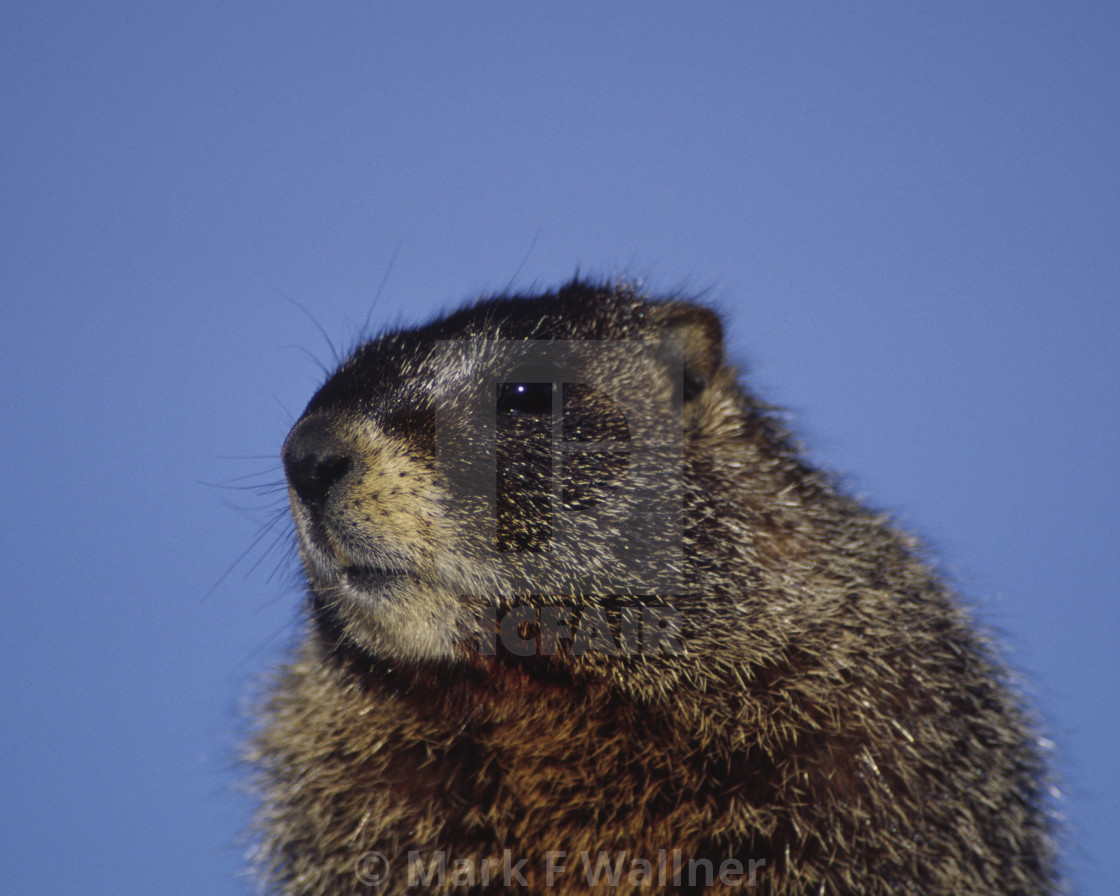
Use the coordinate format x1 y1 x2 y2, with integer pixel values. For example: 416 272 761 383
343 566 407 591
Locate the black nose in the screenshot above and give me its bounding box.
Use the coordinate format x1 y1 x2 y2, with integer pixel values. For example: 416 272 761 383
282 415 354 508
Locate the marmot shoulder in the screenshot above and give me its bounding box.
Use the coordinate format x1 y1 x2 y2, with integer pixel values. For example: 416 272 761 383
248 280 1058 895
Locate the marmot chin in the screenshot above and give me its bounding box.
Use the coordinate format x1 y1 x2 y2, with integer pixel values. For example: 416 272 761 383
249 280 1058 894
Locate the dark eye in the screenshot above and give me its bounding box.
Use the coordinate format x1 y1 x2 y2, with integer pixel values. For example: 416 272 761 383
497 382 553 415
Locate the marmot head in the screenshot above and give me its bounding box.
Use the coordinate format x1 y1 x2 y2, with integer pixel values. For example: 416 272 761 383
281 281 735 666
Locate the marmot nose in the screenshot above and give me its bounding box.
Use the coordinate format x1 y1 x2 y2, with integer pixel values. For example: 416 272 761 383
282 415 354 508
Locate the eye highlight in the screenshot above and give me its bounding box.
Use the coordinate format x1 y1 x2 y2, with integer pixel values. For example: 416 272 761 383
497 382 553 415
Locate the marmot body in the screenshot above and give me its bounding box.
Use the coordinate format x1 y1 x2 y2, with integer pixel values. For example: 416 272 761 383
250 281 1057 894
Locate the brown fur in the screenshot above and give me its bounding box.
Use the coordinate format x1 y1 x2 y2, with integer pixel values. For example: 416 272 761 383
248 280 1058 894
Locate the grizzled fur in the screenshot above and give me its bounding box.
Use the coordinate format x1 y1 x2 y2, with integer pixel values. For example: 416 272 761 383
248 281 1058 894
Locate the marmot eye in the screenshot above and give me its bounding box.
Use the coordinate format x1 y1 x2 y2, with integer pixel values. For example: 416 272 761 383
497 382 553 415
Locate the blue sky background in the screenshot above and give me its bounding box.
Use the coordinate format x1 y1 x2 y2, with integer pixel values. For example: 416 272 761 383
2 3 1117 894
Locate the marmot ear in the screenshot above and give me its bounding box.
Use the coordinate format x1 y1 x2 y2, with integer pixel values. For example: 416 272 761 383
647 302 725 401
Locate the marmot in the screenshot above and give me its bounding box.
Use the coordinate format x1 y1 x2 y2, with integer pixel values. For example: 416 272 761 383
249 280 1058 894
